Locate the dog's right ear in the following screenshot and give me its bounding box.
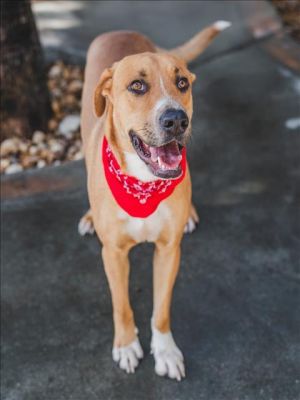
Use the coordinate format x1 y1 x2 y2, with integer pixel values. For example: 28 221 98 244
94 67 114 117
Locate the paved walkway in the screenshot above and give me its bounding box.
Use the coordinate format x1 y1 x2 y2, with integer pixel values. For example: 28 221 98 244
32 0 281 63
2 1 300 399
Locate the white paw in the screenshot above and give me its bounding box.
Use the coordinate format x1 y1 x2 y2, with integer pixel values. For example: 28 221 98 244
151 324 185 381
78 214 95 236
112 338 144 374
184 216 197 234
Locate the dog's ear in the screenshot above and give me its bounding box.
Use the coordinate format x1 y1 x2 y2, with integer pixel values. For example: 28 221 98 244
94 67 114 117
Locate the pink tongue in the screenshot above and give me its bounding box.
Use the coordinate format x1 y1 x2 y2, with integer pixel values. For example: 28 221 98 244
150 141 182 170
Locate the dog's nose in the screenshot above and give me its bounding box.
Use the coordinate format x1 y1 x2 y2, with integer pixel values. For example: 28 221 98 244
159 108 189 135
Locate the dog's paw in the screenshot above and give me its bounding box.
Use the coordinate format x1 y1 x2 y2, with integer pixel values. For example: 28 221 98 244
151 326 185 381
184 204 199 234
184 216 197 234
78 211 95 236
112 338 144 374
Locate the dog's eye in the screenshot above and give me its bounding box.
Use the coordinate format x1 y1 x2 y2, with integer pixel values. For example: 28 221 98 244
177 77 189 92
128 80 148 94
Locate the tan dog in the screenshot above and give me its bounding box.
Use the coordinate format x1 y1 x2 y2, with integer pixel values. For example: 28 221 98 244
79 21 231 381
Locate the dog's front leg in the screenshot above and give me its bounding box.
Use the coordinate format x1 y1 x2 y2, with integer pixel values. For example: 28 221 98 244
102 244 143 373
151 242 185 381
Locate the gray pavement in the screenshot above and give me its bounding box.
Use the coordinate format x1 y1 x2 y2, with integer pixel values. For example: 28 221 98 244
33 0 281 63
2 1 300 399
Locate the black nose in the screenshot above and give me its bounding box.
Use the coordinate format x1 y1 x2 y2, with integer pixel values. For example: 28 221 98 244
159 108 189 135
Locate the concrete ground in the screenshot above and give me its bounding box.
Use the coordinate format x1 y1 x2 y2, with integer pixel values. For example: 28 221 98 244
32 0 281 63
2 1 300 399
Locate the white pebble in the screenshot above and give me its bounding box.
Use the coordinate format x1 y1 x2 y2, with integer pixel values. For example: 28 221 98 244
58 114 81 138
32 131 46 144
5 163 23 174
68 80 83 93
37 160 46 168
73 150 83 160
19 142 28 153
29 145 38 155
0 138 19 157
50 141 64 154
0 158 10 173
49 64 62 78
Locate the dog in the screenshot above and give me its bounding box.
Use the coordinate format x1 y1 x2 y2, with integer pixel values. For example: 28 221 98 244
79 20 231 381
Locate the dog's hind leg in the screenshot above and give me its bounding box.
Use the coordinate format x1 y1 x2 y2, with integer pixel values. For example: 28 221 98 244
78 208 95 236
184 203 199 234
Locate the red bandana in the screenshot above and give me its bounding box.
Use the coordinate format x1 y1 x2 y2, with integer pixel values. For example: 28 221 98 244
102 136 187 218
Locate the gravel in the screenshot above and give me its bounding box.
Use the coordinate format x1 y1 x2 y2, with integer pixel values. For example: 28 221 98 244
1 61 84 174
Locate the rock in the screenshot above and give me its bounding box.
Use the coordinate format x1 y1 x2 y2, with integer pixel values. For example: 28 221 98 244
49 142 62 153
51 100 61 114
5 163 23 174
37 160 46 169
21 155 38 169
63 67 71 80
73 150 84 160
0 158 10 173
52 88 62 98
32 131 46 144
29 145 38 156
70 67 82 80
60 79 67 91
37 142 47 152
68 80 83 94
64 94 77 108
56 111 65 121
0 138 19 157
48 119 58 131
40 149 55 164
19 141 29 153
67 145 77 158
49 139 65 156
48 64 62 79
47 79 56 90
58 114 80 138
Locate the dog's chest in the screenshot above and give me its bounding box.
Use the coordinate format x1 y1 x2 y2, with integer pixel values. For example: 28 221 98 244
118 203 171 243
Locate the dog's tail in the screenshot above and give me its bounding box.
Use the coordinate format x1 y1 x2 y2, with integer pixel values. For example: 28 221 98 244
158 21 231 63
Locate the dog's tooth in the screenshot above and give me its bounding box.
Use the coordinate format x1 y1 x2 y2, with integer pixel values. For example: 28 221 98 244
158 156 162 167
150 148 158 162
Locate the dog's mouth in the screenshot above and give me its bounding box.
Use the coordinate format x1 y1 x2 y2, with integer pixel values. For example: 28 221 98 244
129 132 184 179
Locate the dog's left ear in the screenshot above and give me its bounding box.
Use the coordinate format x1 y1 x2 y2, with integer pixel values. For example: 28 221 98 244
94 67 114 117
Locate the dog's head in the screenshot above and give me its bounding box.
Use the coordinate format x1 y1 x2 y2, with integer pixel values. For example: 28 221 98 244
94 52 196 179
